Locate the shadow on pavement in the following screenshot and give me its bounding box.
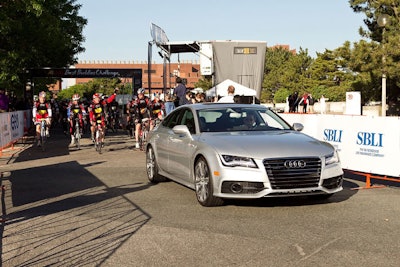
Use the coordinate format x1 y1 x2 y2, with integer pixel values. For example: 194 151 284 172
0 128 153 266
10 128 71 162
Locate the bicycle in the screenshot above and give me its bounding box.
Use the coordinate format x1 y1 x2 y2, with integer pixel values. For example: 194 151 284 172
138 118 150 151
126 115 136 139
37 118 47 152
73 117 81 150
94 119 104 154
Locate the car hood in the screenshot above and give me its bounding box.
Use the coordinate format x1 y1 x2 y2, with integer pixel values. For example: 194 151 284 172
199 130 334 159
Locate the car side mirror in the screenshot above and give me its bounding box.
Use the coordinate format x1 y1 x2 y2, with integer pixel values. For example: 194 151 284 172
292 123 304 131
172 125 192 136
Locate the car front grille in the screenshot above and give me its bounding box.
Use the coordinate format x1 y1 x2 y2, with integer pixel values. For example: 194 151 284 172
263 157 321 189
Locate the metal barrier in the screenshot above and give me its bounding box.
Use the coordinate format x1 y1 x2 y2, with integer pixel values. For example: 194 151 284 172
349 170 400 190
0 110 31 157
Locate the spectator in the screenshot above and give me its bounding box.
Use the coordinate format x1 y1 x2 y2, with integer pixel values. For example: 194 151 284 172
194 92 205 103
218 85 235 103
0 87 9 112
320 95 326 114
173 77 187 107
308 94 315 113
164 94 175 115
301 93 308 113
179 91 195 106
288 91 299 113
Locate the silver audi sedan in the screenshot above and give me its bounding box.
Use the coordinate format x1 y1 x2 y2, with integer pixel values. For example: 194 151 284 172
145 103 343 206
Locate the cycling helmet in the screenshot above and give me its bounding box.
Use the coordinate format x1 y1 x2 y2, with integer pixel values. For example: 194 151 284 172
93 93 100 99
72 93 80 101
39 91 46 98
137 88 145 94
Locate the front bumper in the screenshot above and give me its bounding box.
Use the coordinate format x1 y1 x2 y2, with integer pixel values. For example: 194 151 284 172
212 158 343 199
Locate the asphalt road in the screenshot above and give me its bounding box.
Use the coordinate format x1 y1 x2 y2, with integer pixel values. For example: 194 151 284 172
0 128 399 267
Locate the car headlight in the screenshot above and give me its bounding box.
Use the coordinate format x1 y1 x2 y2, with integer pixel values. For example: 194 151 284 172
325 150 340 166
221 155 258 168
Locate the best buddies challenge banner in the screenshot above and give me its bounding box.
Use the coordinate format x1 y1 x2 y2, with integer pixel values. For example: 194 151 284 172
280 113 400 177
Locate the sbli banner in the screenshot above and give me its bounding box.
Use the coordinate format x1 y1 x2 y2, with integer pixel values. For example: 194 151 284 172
280 113 400 177
0 110 31 149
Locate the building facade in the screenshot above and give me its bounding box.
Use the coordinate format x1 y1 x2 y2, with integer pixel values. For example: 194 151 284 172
73 60 201 94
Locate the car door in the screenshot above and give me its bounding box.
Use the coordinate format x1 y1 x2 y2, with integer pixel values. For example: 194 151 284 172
154 109 183 173
168 108 197 183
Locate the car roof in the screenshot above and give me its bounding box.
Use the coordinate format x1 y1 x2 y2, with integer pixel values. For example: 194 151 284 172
179 103 269 112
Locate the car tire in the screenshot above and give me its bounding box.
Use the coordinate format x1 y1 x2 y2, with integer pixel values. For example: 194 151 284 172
194 156 224 207
146 146 165 183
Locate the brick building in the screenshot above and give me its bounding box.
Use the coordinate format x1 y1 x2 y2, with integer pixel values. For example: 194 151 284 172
72 60 201 94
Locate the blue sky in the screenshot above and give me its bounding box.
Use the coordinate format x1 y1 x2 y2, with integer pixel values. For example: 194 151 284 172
76 0 366 62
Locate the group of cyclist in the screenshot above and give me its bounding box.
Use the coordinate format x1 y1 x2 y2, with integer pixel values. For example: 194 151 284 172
32 87 165 150
126 88 165 149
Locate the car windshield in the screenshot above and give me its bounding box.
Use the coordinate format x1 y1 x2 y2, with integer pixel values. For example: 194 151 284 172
197 107 291 133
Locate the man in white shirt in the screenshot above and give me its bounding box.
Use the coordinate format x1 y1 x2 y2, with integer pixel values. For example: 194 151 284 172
218 85 235 103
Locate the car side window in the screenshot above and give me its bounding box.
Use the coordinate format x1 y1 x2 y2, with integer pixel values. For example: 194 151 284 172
163 109 182 129
179 109 195 134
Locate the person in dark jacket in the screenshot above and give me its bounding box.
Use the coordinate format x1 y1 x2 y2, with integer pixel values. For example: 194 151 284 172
173 77 187 106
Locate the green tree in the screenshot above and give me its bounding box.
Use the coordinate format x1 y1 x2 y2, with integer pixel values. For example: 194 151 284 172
262 47 294 102
0 0 87 95
194 76 213 91
58 78 122 101
350 0 400 102
308 45 356 102
262 47 314 103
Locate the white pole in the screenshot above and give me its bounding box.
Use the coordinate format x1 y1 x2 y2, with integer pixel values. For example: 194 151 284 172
382 73 386 116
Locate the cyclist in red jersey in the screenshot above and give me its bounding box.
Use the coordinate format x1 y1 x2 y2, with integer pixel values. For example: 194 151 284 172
89 88 118 143
134 88 151 149
126 95 138 138
32 91 52 146
150 94 165 127
67 93 86 146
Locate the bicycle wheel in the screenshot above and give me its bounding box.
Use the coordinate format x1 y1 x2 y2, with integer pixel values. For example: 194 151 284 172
96 127 102 154
75 125 80 150
40 122 46 152
141 129 148 151
138 129 143 150
95 128 100 152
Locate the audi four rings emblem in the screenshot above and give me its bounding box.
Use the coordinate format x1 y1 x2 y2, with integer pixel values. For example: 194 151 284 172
284 160 306 168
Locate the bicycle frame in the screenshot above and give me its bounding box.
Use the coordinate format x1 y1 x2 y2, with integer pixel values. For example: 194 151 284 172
94 120 104 154
38 119 47 151
138 118 150 151
74 117 81 149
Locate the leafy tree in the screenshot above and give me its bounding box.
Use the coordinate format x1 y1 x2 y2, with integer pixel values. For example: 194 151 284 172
0 0 87 95
309 45 357 101
262 47 295 102
262 47 315 103
350 0 400 102
58 78 122 100
194 76 213 91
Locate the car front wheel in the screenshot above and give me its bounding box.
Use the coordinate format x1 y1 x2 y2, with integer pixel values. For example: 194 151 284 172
146 146 165 183
194 156 224 207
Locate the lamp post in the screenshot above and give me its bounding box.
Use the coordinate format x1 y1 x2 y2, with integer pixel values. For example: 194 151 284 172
377 14 390 117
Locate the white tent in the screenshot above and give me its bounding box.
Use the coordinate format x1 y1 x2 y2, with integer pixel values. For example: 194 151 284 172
205 79 257 97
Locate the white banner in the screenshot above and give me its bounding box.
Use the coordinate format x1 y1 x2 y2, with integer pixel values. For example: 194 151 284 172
281 114 400 177
1 110 31 149
0 112 11 148
345 91 361 115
